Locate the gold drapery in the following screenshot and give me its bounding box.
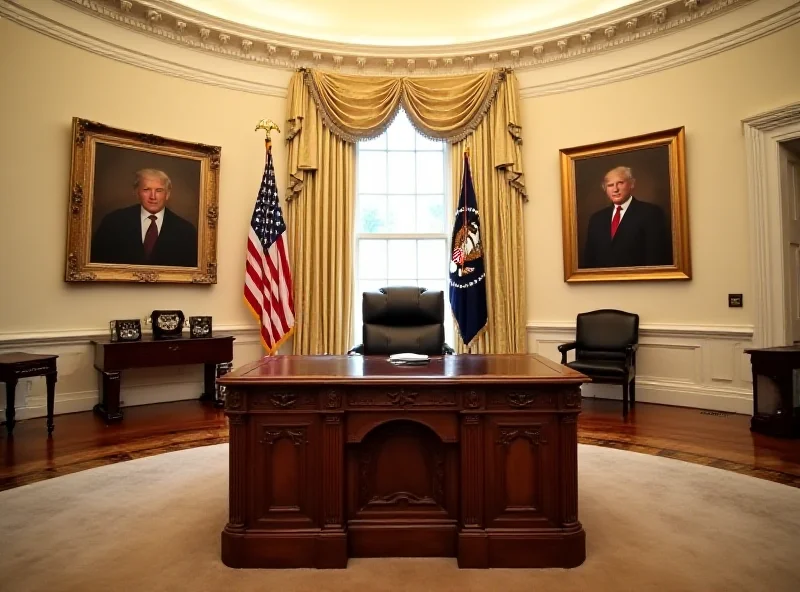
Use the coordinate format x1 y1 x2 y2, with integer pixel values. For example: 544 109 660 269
285 68 527 354
285 73 355 355
304 69 502 142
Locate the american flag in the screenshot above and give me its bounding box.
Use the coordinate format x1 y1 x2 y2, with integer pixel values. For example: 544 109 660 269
244 147 295 353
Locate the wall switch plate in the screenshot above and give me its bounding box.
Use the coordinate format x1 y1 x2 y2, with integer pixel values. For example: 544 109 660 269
728 294 743 307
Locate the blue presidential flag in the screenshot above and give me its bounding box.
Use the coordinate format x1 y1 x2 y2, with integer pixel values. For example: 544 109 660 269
449 153 487 347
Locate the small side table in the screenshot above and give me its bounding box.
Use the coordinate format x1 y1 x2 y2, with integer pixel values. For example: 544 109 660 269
0 352 58 437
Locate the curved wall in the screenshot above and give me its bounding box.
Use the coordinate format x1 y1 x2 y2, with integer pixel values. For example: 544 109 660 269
1 2 798 417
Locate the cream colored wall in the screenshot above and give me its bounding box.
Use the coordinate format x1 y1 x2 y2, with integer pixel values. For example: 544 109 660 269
520 22 800 326
1 16 798 418
0 19 291 418
0 19 292 334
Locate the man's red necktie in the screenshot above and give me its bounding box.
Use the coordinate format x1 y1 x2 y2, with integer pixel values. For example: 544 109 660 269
610 205 622 239
143 215 158 258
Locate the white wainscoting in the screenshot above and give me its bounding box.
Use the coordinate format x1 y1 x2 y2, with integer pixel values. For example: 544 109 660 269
527 321 755 415
0 326 264 420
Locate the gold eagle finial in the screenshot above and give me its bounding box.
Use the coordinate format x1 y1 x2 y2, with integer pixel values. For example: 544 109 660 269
255 118 280 140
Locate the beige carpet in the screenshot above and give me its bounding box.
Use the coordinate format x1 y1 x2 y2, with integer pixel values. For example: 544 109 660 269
1 444 799 592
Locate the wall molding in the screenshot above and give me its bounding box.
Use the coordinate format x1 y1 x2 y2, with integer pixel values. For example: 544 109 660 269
0 323 259 346
528 321 754 339
527 321 754 414
742 101 800 347
2 0 798 97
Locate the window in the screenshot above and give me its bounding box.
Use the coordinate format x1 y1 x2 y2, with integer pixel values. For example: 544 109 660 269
354 109 452 344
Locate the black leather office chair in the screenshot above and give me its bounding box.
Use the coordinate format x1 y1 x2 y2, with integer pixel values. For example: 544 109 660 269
349 286 455 356
557 309 639 417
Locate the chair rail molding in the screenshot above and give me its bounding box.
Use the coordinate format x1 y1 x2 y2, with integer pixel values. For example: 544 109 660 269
1 0 798 96
742 101 800 348
527 321 755 414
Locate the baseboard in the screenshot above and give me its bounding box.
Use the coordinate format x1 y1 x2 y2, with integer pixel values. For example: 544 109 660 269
581 382 753 415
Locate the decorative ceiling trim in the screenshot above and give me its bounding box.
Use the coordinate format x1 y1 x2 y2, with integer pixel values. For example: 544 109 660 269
520 1 800 97
1 0 797 98
46 0 756 74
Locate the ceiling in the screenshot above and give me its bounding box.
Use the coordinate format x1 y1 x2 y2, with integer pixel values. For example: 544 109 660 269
171 0 642 46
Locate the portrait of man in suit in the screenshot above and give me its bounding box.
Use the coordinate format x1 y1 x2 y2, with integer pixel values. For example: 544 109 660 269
561 127 689 282
89 141 202 269
581 166 672 268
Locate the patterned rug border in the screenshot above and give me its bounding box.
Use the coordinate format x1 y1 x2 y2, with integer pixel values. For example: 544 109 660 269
579 435 800 488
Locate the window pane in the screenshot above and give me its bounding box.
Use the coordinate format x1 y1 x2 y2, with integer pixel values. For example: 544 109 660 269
358 239 387 279
359 134 386 150
418 239 446 279
423 279 446 297
386 195 416 233
358 194 387 233
387 278 418 287
387 152 415 194
416 134 444 151
359 279 389 295
416 194 446 233
387 111 415 150
388 239 417 279
358 152 387 193
416 151 444 194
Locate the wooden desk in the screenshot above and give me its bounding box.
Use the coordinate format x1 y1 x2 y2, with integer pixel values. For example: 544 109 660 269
218 354 589 569
91 335 234 422
0 352 58 437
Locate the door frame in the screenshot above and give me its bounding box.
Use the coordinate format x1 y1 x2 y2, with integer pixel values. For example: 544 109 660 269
743 102 800 347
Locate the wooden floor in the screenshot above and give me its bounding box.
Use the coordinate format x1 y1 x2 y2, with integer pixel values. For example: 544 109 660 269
2 398 799 491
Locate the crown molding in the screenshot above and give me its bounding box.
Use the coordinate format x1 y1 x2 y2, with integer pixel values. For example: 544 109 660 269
1 0 797 96
6 0 759 75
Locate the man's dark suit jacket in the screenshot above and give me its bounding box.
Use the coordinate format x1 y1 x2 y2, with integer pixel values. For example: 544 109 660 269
91 205 198 267
582 198 672 268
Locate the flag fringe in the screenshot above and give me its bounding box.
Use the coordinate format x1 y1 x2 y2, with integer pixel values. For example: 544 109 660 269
242 295 294 355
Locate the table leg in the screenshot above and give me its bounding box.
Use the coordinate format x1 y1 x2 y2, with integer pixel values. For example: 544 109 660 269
4 379 18 436
201 363 216 403
93 371 123 422
215 362 233 408
46 372 57 436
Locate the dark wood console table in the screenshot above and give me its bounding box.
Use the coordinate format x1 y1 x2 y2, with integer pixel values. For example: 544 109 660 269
0 352 58 437
91 335 234 422
218 354 589 569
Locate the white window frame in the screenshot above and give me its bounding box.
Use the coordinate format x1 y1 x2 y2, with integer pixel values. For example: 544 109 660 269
353 111 453 346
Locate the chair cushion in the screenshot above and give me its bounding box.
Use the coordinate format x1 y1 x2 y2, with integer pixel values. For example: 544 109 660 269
566 359 628 378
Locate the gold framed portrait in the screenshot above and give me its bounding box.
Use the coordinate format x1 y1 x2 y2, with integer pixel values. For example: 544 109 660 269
64 117 221 283
559 127 691 283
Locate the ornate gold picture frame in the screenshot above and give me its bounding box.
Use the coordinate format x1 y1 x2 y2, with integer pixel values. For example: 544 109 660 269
559 127 691 283
65 117 220 283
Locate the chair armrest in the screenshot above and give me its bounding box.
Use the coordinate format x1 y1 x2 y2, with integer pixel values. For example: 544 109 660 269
348 344 364 356
442 343 455 355
557 341 577 365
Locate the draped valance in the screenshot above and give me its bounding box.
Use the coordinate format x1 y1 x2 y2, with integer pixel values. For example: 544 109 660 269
302 68 506 143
